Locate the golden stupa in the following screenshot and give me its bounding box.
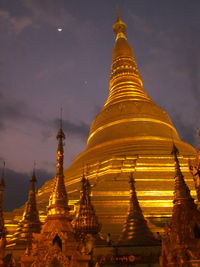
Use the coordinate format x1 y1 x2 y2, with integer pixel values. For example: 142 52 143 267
9 13 196 239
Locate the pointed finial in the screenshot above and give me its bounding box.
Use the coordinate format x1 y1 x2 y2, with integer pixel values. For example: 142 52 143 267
129 172 135 190
85 163 89 176
60 107 63 129
73 166 101 236
116 5 121 22
129 159 137 193
119 170 158 245
47 116 69 215
171 141 179 157
113 7 127 37
30 162 37 192
30 161 37 184
171 141 192 203
56 109 65 140
81 165 86 185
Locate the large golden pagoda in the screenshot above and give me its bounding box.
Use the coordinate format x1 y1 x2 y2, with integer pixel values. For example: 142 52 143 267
14 12 196 238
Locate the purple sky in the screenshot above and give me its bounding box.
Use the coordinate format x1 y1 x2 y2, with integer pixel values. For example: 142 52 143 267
0 0 200 210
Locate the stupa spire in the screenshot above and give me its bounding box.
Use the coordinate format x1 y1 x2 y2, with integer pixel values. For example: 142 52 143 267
171 143 193 204
104 10 151 107
8 166 41 247
20 122 91 267
119 172 158 246
160 144 200 266
21 164 41 224
47 114 69 216
113 6 127 40
73 168 101 236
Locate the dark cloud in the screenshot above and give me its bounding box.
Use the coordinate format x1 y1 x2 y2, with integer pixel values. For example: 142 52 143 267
54 118 89 140
40 118 89 143
0 90 89 142
0 92 26 131
2 167 53 211
0 91 44 133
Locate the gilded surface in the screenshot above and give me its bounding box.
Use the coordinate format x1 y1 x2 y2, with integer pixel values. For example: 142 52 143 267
48 127 69 216
20 126 90 267
160 145 200 266
7 170 41 248
6 12 197 239
73 172 101 236
119 172 159 246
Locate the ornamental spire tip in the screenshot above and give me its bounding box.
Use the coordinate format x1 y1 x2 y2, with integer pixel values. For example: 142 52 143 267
113 7 126 36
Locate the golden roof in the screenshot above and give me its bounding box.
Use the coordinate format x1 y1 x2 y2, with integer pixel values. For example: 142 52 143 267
8 170 41 247
73 172 101 235
161 146 200 265
42 125 75 237
87 12 183 149
47 126 69 216
171 143 193 204
119 173 158 246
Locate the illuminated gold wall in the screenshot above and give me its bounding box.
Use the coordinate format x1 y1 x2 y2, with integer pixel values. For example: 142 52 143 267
36 15 197 238
6 14 197 240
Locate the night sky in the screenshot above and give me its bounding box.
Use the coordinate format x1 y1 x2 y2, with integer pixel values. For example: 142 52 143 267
0 0 199 210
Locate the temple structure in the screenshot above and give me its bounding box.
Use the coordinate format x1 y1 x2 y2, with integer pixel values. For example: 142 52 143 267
119 172 159 246
20 123 90 266
3 10 200 266
73 170 104 248
160 144 200 266
30 11 196 238
4 14 198 267
7 167 41 257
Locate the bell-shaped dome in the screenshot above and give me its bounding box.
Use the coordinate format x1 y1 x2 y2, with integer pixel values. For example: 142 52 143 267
30 12 196 239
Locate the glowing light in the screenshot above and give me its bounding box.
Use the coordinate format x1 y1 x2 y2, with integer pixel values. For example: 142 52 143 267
57 28 62 32
87 118 178 144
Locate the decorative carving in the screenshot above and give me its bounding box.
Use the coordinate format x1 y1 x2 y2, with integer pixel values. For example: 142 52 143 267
73 169 103 249
160 143 200 266
8 165 41 248
20 123 90 267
